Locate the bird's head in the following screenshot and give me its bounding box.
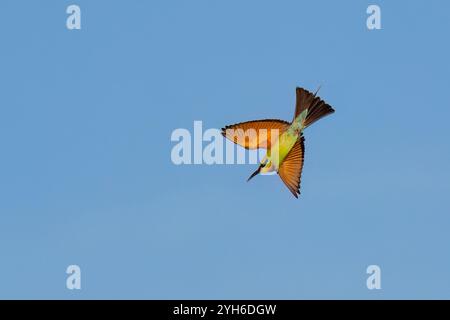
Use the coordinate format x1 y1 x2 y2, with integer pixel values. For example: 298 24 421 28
247 159 275 182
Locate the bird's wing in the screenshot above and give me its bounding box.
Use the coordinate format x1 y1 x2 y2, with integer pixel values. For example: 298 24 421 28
221 119 290 149
278 135 305 198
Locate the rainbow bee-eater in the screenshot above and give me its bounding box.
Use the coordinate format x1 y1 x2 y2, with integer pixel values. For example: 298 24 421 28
222 87 334 198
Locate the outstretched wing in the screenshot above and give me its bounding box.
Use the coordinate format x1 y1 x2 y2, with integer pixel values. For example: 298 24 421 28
221 119 290 149
278 136 305 198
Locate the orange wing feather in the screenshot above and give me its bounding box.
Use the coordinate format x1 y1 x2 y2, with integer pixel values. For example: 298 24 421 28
221 119 290 149
278 136 305 198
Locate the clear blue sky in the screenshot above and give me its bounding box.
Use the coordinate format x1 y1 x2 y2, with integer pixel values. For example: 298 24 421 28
1 0 449 299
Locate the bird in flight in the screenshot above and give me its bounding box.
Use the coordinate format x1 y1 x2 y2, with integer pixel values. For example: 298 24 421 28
222 87 335 198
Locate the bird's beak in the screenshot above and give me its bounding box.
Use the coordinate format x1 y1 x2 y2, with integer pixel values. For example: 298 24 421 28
247 166 261 182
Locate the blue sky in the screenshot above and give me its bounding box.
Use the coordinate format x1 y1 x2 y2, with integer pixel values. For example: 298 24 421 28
0 0 449 299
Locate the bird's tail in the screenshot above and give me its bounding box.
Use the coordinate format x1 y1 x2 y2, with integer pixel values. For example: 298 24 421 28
294 87 335 128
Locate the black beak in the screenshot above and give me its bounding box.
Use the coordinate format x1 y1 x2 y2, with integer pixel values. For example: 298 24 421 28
247 166 261 182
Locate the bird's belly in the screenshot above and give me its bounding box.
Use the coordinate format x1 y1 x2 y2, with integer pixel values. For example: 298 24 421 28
268 133 298 170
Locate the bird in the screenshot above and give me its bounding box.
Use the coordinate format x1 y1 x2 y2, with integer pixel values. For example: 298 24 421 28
221 87 334 198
